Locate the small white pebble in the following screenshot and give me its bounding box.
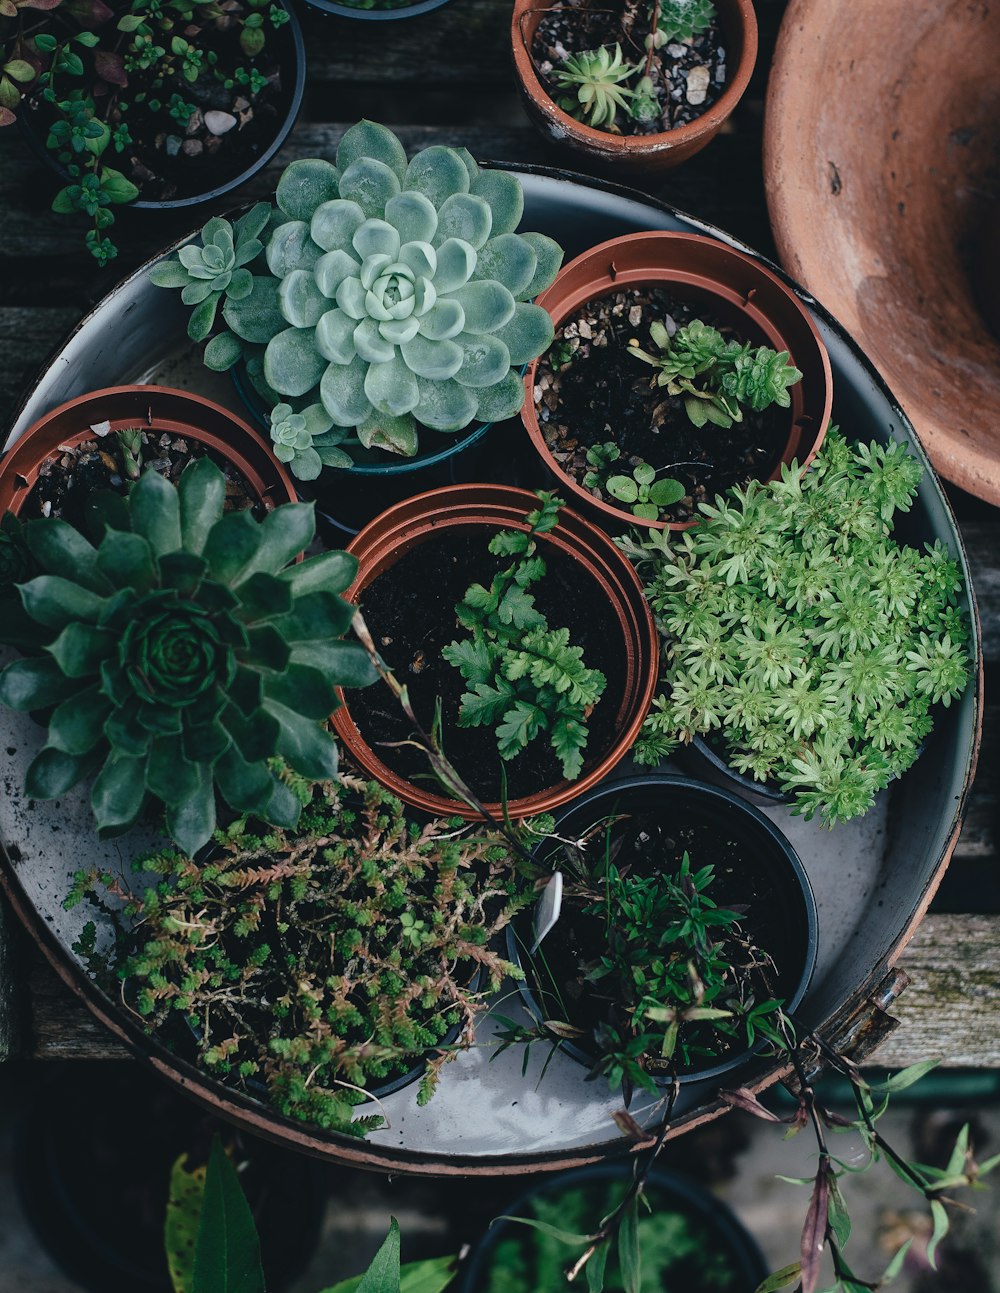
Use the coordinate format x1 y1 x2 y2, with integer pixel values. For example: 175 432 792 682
578 320 593 340
628 305 642 327
90 420 111 437
204 110 238 136
686 65 711 105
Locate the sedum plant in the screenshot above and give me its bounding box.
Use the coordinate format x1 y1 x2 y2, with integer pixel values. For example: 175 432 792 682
0 458 375 854
620 430 972 825
151 119 563 466
442 493 607 781
628 318 803 430
550 45 641 131
657 0 715 42
69 771 532 1138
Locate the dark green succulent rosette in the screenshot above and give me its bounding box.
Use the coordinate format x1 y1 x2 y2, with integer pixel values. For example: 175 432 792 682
0 457 376 855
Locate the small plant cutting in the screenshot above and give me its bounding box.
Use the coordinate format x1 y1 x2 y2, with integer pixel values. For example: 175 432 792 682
530 0 728 137
70 771 533 1137
442 492 608 782
0 457 375 854
533 288 805 527
2 0 295 263
621 429 972 824
151 119 564 471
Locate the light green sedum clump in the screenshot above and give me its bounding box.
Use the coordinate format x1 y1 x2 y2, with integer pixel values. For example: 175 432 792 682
152 120 563 466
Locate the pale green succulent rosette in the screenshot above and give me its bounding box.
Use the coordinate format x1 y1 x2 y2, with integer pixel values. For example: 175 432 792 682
152 121 563 469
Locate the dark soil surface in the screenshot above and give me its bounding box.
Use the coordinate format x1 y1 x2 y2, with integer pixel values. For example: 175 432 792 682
24 426 263 531
522 796 808 1079
531 0 727 136
346 528 626 803
535 286 790 522
24 2 292 203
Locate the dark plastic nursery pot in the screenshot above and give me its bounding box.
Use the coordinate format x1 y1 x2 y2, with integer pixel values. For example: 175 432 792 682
682 733 795 808
0 385 297 517
458 1162 768 1293
522 230 834 532
330 483 660 820
507 775 818 1088
511 0 758 174
19 0 306 212
301 0 451 18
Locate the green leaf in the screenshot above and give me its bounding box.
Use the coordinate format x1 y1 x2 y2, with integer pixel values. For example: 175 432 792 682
46 623 113 679
288 640 376 689
236 571 293 622
165 762 217 856
24 745 97 799
496 1216 591 1247
214 744 275 816
165 1151 207 1293
0 657 81 711
203 331 243 372
91 752 146 836
236 503 314 582
149 259 194 289
754 1265 802 1293
618 1196 640 1293
827 1171 851 1248
606 476 639 504
262 662 336 720
131 470 182 556
179 458 227 555
24 519 109 593
276 159 342 221
280 549 357 598
97 529 158 592
20 575 105 628
48 684 111 755
191 1137 265 1293
265 699 339 781
880 1239 912 1284
99 167 139 205
496 700 544 759
355 1217 402 1293
204 511 263 584
648 477 686 506
926 1198 949 1270
145 736 201 806
273 590 354 642
873 1060 939 1094
585 1243 609 1293
457 679 514 728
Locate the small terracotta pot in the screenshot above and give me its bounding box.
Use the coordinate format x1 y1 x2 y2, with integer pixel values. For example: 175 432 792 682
0 386 297 517
511 0 757 173
331 484 659 820
522 231 834 531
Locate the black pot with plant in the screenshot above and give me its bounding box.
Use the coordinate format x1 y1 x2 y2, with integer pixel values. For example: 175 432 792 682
507 774 818 1095
457 1162 767 1293
6 0 305 264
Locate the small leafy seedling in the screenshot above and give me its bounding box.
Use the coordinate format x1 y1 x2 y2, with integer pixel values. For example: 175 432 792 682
583 442 685 521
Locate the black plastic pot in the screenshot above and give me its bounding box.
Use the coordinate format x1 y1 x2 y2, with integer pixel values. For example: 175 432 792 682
300 0 451 19
681 734 795 808
457 1162 768 1293
507 774 818 1088
19 0 306 212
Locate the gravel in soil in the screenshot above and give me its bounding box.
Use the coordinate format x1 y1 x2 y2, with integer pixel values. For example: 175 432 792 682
531 0 727 135
345 529 626 803
23 426 264 530
534 286 790 523
523 801 808 1079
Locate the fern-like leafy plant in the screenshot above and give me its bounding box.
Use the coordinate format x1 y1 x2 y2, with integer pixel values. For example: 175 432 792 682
442 493 607 781
620 430 972 825
628 318 803 430
0 458 375 854
68 771 533 1138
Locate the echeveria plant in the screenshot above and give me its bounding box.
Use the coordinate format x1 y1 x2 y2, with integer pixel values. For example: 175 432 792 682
0 458 375 853
152 120 564 465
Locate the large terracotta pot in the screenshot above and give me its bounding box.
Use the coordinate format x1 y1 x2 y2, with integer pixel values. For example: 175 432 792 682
521 231 833 530
764 0 1000 507
331 483 659 819
0 386 297 517
511 0 757 173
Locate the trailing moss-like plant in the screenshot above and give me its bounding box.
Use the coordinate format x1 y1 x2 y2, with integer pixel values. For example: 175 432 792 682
620 430 972 825
68 772 534 1138
0 457 375 854
583 441 685 522
628 318 803 430
442 492 607 781
151 119 563 465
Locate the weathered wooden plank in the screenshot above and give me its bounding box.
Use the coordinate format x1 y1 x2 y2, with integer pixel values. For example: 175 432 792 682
0 307 81 431
0 894 22 1060
20 912 1000 1064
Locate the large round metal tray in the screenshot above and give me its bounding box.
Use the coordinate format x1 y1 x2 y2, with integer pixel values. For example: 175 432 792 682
0 167 982 1175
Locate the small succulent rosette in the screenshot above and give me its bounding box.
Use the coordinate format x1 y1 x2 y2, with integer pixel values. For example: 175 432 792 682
151 120 564 478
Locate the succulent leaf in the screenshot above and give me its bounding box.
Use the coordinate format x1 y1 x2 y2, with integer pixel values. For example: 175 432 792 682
276 160 341 221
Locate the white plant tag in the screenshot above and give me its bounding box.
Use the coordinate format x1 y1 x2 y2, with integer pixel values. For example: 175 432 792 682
531 871 564 953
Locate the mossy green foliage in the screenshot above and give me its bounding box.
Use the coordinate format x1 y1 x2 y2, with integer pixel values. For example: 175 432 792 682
485 1178 738 1293
622 430 972 825
68 772 533 1137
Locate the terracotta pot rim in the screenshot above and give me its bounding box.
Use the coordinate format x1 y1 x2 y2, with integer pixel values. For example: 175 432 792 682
0 384 297 516
510 0 758 155
332 482 659 819
521 230 834 531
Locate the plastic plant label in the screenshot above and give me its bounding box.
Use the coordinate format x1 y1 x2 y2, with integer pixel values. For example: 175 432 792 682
532 871 564 953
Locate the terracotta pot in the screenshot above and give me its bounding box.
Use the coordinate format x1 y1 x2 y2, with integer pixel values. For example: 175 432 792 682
521 231 834 530
330 483 659 819
511 0 757 174
764 0 1000 507
0 385 297 517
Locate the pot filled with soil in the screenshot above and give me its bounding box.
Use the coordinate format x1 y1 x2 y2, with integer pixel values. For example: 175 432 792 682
331 483 659 819
523 231 833 530
300 0 452 18
12 0 305 264
0 385 296 522
458 1162 767 1293
511 0 757 174
508 775 818 1091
